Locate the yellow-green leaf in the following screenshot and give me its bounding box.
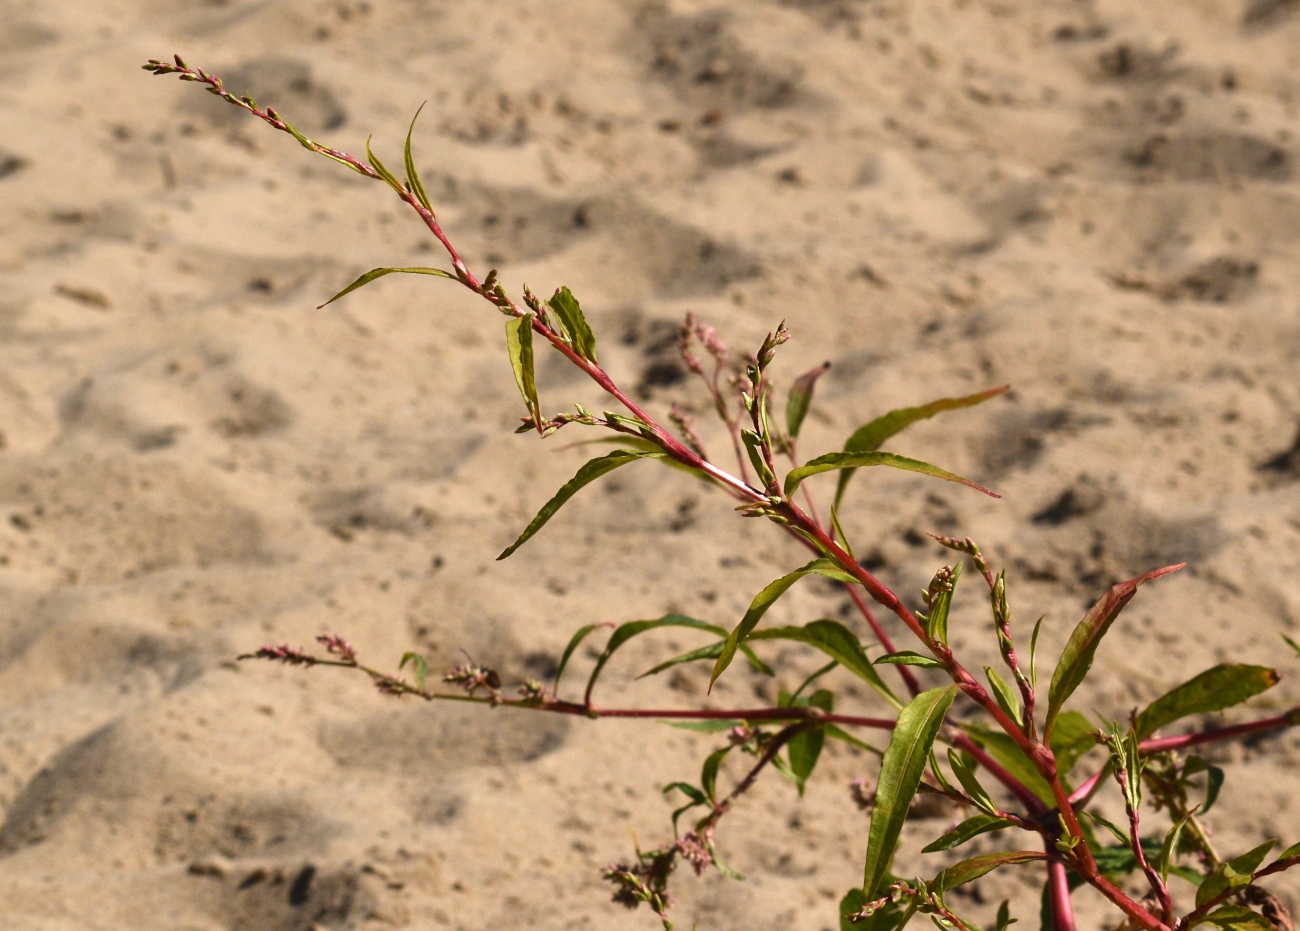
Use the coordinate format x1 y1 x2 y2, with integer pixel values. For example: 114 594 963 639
318 266 456 308
786 450 997 500
1135 664 1279 740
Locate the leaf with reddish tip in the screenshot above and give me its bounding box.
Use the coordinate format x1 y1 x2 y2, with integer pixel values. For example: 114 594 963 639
498 449 663 559
785 450 998 499
834 387 1008 508
786 361 830 439
1045 564 1185 739
862 685 959 902
318 266 456 308
1134 664 1279 740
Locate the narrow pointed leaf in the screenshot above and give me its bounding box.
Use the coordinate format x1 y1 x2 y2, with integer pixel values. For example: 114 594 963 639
554 623 606 694
1029 615 1045 689
710 559 859 689
1045 564 1185 738
1079 810 1131 847
834 387 1008 507
964 715 1095 804
749 619 901 708
1276 841 1300 861
498 449 663 559
826 724 883 755
922 814 1013 853
1196 840 1278 908
399 651 428 689
1134 664 1279 739
1199 905 1278 931
638 639 774 678
787 690 833 795
926 562 961 646
1049 711 1099 777
366 136 405 194
876 651 946 669
403 103 434 213
786 361 830 439
319 266 457 308
948 748 998 814
1158 806 1199 884
863 685 959 901
786 449 998 499
995 901 1014 931
547 286 598 362
584 614 727 700
932 851 1045 894
701 746 732 803
986 666 1023 726
505 315 541 425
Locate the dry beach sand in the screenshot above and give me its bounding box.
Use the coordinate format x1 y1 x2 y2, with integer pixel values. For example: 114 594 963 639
2 0 1300 928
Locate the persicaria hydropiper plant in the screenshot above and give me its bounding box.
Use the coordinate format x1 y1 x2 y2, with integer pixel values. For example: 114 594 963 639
147 55 1300 931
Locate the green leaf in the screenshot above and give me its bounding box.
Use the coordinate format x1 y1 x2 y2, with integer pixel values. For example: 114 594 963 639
663 781 707 805
1045 563 1184 738
665 719 739 733
1277 841 1300 861
786 449 998 500
749 619 901 708
876 651 946 669
995 900 1015 931
932 851 1045 894
985 666 1023 727
1079 810 1131 847
403 103 434 214
365 135 405 195
1134 664 1280 739
786 362 830 439
638 639 775 679
834 387 1008 508
1029 615 1045 690
1158 806 1199 884
841 889 867 931
947 748 997 814
787 690 833 795
826 724 883 755
547 286 598 363
742 428 777 489
921 814 1012 853
1196 840 1277 908
1049 711 1098 777
710 559 859 689
1184 756 1226 814
318 265 457 308
505 315 541 426
498 449 663 559
1284 633 1300 659
399 651 428 689
701 746 732 803
584 614 727 701
1198 905 1278 931
964 724 1054 804
862 685 959 902
554 623 606 695
923 562 961 646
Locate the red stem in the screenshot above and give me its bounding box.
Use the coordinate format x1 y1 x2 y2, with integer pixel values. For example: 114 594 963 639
1047 857 1077 931
1138 708 1300 754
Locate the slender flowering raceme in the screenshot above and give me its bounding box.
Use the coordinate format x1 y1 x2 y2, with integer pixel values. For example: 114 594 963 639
151 56 1300 931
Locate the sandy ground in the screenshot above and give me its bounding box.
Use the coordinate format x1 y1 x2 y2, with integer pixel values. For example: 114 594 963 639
1 0 1300 929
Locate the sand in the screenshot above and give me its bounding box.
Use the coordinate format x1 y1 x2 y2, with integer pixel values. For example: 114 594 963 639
1 0 1299 929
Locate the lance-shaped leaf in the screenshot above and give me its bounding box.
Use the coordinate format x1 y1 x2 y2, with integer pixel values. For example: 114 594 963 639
923 563 961 646
787 689 833 795
1196 840 1277 909
710 559 859 689
785 449 997 500
786 361 830 439
548 286 598 363
319 266 457 308
1198 905 1278 931
749 619 901 708
499 449 664 559
403 103 434 214
986 666 1023 727
1158 806 1199 884
862 685 959 902
1045 563 1184 738
399 651 429 689
948 748 998 814
876 651 946 669
834 387 1008 508
964 711 1096 804
701 746 733 803
366 135 405 195
1134 664 1280 740
505 315 541 427
553 623 608 695
638 639 774 678
932 851 1046 894
1276 841 1300 861
584 614 725 701
663 782 707 833
1184 756 1226 814
922 813 1013 853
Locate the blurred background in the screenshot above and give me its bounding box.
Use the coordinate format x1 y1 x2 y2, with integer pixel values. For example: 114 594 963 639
1 0 1298 928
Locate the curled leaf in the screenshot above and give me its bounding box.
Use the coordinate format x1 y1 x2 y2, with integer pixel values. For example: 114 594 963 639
319 266 456 308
